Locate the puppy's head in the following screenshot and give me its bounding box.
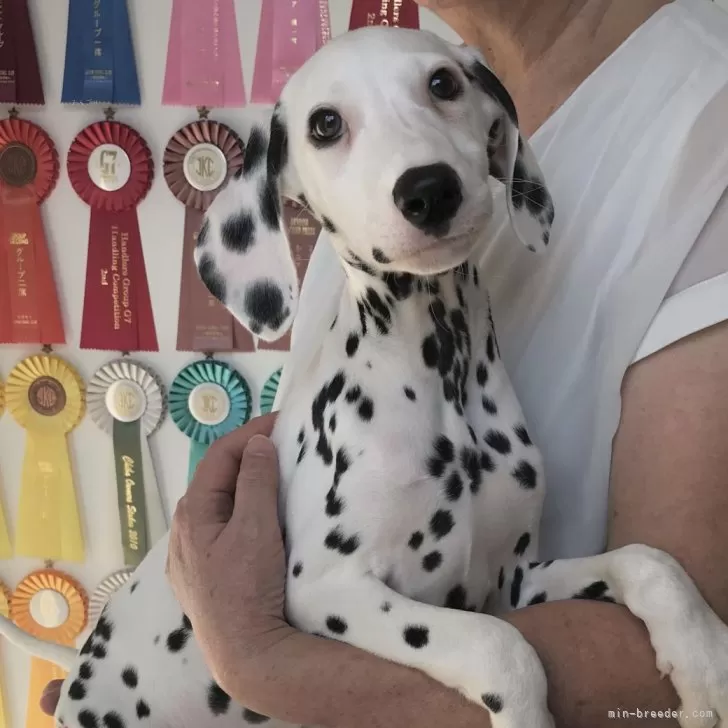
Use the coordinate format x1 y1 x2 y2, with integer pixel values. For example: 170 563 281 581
196 26 554 342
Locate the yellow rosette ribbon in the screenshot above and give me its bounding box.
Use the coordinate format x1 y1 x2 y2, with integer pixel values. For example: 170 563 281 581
10 569 87 728
5 355 86 562
0 383 11 558
0 582 11 728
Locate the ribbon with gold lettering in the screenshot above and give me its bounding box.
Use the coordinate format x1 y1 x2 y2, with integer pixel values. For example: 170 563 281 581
10 569 87 728
87 359 166 567
260 367 282 415
0 118 65 345
163 120 255 352
61 0 140 105
349 0 420 29
257 201 321 351
170 360 252 482
162 0 245 107
87 568 133 630
0 0 45 104
0 383 10 559
251 0 331 103
68 121 158 351
0 581 10 728
5 354 85 562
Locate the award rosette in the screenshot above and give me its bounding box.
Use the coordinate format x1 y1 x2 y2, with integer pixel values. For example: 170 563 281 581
260 368 282 415
0 118 65 345
162 0 246 107
252 0 331 103
61 0 141 105
87 568 133 628
5 355 85 562
164 121 254 352
87 359 167 567
0 581 10 728
68 121 158 351
257 202 321 351
10 569 87 728
349 0 420 29
0 0 45 104
170 360 252 481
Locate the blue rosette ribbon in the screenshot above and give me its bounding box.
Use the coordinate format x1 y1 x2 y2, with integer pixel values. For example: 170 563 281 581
170 360 252 482
260 368 282 415
61 0 141 105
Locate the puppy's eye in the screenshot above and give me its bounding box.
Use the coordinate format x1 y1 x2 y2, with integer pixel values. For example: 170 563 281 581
308 108 343 145
429 68 461 101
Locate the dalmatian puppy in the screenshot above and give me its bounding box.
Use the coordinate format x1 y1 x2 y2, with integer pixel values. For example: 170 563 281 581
2 25 728 728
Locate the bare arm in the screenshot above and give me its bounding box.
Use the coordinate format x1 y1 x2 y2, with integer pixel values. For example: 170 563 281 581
215 321 728 728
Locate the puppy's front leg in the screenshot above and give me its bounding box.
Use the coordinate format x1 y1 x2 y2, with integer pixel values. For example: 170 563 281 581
287 570 554 728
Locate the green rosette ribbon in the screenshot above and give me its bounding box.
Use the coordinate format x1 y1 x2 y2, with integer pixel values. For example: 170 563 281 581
170 360 252 482
87 359 167 568
260 368 282 415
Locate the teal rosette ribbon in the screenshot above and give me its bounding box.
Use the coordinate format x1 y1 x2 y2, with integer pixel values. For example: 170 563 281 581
260 368 282 415
170 360 252 482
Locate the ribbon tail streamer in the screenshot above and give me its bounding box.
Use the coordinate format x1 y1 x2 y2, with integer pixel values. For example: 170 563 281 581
15 434 84 563
0 0 45 104
27 657 65 728
188 440 208 483
141 437 167 542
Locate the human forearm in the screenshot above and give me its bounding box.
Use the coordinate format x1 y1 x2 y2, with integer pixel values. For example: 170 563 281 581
213 600 681 728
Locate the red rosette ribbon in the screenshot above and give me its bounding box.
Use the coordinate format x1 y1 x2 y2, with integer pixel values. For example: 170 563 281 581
0 119 64 344
163 120 255 353
68 121 158 352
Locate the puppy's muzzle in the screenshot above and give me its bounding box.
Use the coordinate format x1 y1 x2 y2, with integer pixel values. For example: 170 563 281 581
393 163 463 234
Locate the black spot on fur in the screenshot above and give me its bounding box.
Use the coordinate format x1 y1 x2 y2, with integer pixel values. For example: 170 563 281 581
326 615 348 635
103 713 125 728
485 430 511 455
79 662 93 680
372 247 391 264
346 333 359 357
129 581 139 594
78 711 99 728
486 334 496 362
195 220 209 249
514 532 531 556
404 386 416 401
324 526 360 555
243 709 270 724
461 447 483 494
422 334 439 368
429 510 454 540
574 580 615 603
121 667 138 689
510 566 524 607
480 450 495 473
292 562 303 577
445 585 467 610
434 435 454 463
408 531 424 550
95 616 113 642
136 701 151 720
221 212 255 253
297 428 305 444
381 601 392 613
528 592 548 605
476 362 488 386
242 127 266 177
403 625 429 649
358 397 374 421
322 216 337 234
498 567 505 589
92 644 107 660
208 682 231 716
512 461 538 489
345 385 361 403
69 680 86 700
482 693 504 713
325 487 345 517
422 551 443 572
482 395 498 415
445 471 464 501
514 425 532 446
244 280 287 331
259 178 280 230
166 628 190 653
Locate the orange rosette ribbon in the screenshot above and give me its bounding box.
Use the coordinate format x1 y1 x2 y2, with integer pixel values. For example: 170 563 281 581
5 354 86 562
11 569 87 728
0 582 11 728
0 119 64 344
0 381 11 559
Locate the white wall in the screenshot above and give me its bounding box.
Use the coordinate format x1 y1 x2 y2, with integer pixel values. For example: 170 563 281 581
0 1 725 726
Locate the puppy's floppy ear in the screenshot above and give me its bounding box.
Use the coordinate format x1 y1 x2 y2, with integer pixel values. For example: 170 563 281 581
459 47 555 251
194 103 303 341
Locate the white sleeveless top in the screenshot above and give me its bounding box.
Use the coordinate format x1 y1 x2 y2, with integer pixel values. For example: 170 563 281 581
280 0 728 561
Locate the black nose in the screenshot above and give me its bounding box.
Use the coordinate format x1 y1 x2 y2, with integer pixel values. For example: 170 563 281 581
393 163 463 233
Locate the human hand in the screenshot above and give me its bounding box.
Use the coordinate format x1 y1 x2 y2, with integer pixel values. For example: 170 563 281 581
165 413 294 682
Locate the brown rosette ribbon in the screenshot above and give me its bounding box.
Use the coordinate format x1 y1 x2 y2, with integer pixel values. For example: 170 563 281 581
0 119 64 344
164 120 254 352
68 121 158 352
